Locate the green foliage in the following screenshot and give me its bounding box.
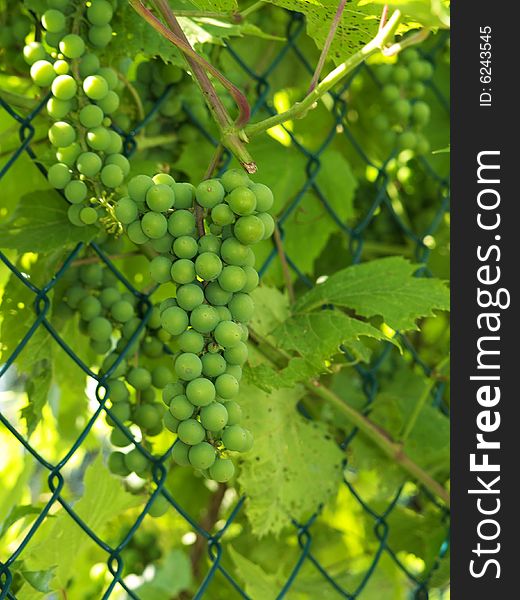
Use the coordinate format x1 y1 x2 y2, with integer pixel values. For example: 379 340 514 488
359 0 450 28
238 384 344 536
0 192 97 252
295 257 449 330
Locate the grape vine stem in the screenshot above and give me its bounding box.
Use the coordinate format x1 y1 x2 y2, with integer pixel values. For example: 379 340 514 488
248 327 450 507
244 9 404 138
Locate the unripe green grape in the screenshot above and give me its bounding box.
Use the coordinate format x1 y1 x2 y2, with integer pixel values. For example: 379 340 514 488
195 252 222 281
47 162 71 189
171 440 190 465
250 182 274 212
127 220 149 245
152 173 175 186
412 101 431 126
190 304 220 334
224 341 248 366
24 42 47 65
53 59 69 75
83 75 109 100
101 353 127 379
201 352 226 378
257 212 275 240
79 53 100 77
79 105 103 128
174 353 202 381
47 97 71 119
110 427 131 447
148 494 170 518
87 0 114 26
198 234 221 254
163 381 185 405
161 306 189 336
108 379 129 404
141 212 168 239
111 300 134 323
128 175 154 202
108 451 131 476
204 281 232 306
170 258 196 284
221 168 250 192
200 402 228 431
86 126 111 151
222 425 248 451
88 24 113 47
173 235 198 259
99 287 121 308
146 184 175 212
30 59 56 86
80 263 103 286
106 154 130 177
160 298 178 314
167 209 195 237
65 285 88 308
392 98 412 121
49 121 75 147
64 179 87 203
177 419 205 445
227 186 257 215
88 316 112 341
149 255 172 284
76 152 102 177
229 293 254 322
211 203 235 226
220 237 249 265
141 387 156 403
59 34 85 58
127 366 152 391
115 196 138 224
164 410 180 433
142 336 163 357
101 164 124 188
234 215 265 245
78 296 102 321
398 131 417 150
392 65 410 85
189 442 216 469
106 401 131 425
410 82 426 97
215 373 239 399
151 365 173 389
195 179 225 208
218 266 246 293
186 377 215 407
223 400 242 426
177 330 205 354
382 84 400 103
209 458 235 482
42 9 66 33
80 206 98 224
172 182 195 209
134 403 163 431
241 266 259 293
226 364 243 382
214 320 242 348
96 67 118 90
176 284 204 311
124 448 149 475
147 306 162 329
96 90 120 114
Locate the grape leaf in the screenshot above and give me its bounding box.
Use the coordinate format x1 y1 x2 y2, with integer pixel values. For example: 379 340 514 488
238 384 343 536
228 547 281 600
0 191 97 252
189 0 237 11
135 550 192 599
22 455 141 590
359 0 450 29
294 257 449 330
265 0 380 64
0 266 54 434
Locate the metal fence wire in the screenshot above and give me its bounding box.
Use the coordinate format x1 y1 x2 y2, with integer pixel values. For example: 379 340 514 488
0 13 450 600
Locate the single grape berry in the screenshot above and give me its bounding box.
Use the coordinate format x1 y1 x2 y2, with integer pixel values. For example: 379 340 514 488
146 184 175 212
188 442 216 470
150 255 173 284
177 330 205 354
171 441 191 465
190 304 220 334
195 179 225 208
201 353 226 378
127 367 152 390
83 75 109 100
128 175 154 203
141 212 168 239
214 321 242 348
169 394 194 420
176 284 204 311
234 215 265 245
215 373 239 399
209 458 235 482
168 210 196 237
59 34 85 58
185 377 216 407
220 168 250 192
218 265 247 293
173 236 198 259
250 182 274 212
161 306 189 336
174 353 202 381
177 419 205 445
200 402 228 431
227 186 257 216
222 425 248 451
195 252 222 281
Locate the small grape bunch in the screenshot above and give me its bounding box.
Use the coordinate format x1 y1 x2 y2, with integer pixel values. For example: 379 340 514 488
120 529 162 575
374 48 434 154
24 0 128 226
114 168 275 482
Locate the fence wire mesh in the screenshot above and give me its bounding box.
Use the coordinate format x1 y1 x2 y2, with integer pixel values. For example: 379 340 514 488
0 12 450 600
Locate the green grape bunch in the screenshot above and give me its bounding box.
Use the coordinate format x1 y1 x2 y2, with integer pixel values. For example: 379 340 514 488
24 0 128 225
114 167 274 481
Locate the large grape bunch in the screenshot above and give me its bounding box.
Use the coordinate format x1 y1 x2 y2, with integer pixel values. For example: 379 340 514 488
24 0 129 225
114 168 274 481
373 48 434 154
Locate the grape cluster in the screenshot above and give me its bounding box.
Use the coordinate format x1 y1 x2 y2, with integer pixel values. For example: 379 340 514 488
24 0 128 225
114 168 275 481
374 48 434 154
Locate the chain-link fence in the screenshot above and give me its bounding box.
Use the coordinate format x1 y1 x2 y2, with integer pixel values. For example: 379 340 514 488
0 12 450 600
